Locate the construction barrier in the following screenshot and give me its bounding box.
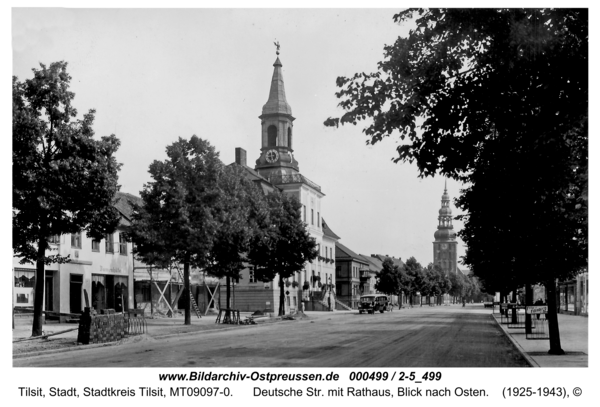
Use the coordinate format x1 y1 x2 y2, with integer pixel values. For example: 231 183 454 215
507 304 526 329
526 305 550 340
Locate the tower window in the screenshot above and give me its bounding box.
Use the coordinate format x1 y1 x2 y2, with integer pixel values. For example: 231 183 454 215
267 125 277 147
288 127 292 149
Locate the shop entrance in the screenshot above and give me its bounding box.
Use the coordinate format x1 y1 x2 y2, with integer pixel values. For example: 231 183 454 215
44 271 55 319
70 274 83 314
92 274 128 313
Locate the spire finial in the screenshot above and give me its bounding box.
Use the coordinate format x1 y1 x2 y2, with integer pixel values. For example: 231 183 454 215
274 40 280 56
444 178 447 192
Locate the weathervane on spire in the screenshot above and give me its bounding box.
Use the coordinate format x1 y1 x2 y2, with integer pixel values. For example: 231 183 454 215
274 40 280 56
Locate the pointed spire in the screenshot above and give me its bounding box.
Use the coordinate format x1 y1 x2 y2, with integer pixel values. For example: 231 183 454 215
262 55 293 116
441 178 450 203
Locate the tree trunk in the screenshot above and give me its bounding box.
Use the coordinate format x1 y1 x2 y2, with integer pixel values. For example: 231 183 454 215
545 278 564 355
183 256 191 325
511 288 518 324
278 278 285 316
32 237 48 337
525 283 533 335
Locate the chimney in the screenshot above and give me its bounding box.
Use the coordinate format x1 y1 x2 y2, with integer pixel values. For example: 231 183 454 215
235 147 247 167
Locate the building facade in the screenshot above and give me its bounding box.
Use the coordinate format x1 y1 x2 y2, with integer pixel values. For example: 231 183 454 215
13 192 136 321
335 242 370 309
227 54 338 313
433 181 458 274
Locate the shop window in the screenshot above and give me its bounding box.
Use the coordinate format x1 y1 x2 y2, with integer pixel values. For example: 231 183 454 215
105 233 114 253
119 233 127 255
16 293 30 303
92 275 107 311
14 269 35 287
92 239 100 252
71 232 82 249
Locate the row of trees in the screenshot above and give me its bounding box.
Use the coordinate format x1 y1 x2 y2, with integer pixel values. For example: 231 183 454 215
375 257 482 307
325 9 587 354
128 136 318 323
13 61 317 336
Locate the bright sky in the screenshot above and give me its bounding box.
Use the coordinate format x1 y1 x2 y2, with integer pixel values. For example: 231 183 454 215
11 7 470 269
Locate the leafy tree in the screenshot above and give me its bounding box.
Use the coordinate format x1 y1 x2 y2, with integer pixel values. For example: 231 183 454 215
128 136 222 325
374 258 402 302
404 256 426 306
325 9 587 355
204 165 269 319
247 191 318 316
13 61 121 337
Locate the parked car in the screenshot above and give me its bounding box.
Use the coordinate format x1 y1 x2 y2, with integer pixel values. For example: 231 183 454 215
358 294 391 314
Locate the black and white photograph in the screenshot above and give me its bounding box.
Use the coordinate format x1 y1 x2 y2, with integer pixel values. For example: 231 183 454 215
8 3 594 404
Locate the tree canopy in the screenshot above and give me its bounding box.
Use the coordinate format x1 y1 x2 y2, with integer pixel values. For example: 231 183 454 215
325 8 587 353
13 61 122 336
129 135 223 324
374 258 403 299
204 164 270 312
246 191 318 316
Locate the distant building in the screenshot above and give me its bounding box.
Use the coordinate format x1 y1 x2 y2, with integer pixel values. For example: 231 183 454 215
335 242 370 309
433 181 458 274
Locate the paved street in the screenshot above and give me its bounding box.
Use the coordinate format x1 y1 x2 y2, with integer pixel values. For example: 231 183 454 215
14 305 529 367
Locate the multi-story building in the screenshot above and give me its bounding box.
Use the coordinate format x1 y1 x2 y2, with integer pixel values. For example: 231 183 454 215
227 53 338 313
13 191 136 321
335 242 370 309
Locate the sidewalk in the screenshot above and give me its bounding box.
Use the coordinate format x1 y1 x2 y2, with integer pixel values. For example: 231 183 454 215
492 311 588 367
12 310 310 358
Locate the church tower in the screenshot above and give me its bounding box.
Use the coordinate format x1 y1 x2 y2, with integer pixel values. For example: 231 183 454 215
254 55 300 181
433 180 458 274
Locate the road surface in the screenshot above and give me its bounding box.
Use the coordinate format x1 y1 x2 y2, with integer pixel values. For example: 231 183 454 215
14 305 529 367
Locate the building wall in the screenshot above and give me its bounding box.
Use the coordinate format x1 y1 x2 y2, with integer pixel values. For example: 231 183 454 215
433 241 458 274
558 272 588 316
13 229 134 320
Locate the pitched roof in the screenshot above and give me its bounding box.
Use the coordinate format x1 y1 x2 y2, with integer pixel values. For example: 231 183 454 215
227 162 278 194
114 191 143 226
363 255 383 271
335 241 368 264
358 254 382 273
322 218 340 240
371 254 405 269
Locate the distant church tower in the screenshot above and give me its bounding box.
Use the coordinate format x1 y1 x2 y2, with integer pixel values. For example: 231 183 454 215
433 180 458 274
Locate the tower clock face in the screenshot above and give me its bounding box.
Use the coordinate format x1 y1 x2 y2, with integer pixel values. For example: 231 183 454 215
441 243 448 250
265 149 279 163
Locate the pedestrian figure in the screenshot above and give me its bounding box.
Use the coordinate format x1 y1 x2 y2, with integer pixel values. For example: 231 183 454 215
327 296 331 311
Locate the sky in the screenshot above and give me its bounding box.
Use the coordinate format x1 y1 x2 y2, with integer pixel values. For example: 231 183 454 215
12 7 471 268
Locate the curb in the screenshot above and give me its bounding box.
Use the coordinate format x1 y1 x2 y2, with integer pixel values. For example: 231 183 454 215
13 340 120 360
490 313 539 368
13 316 306 360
